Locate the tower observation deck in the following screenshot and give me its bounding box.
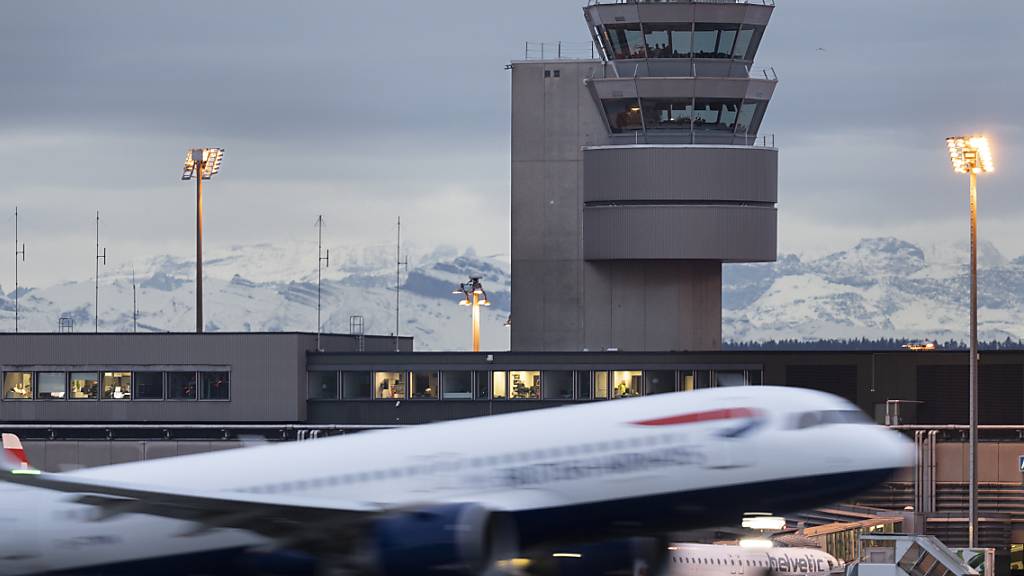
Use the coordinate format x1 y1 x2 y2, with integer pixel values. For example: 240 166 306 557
510 0 778 351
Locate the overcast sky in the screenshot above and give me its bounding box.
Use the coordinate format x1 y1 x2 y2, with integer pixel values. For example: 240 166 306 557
1 0 1021 286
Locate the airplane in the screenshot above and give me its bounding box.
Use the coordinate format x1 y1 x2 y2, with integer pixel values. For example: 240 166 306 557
666 543 841 576
0 386 913 576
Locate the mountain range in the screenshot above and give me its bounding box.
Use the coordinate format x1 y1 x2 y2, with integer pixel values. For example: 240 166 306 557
1 237 1021 349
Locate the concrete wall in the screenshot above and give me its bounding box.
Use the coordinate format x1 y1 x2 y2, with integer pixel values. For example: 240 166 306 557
511 59 609 352
20 439 245 472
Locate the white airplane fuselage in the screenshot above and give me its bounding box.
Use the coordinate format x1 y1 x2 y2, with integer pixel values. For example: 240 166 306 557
668 543 840 576
0 386 912 575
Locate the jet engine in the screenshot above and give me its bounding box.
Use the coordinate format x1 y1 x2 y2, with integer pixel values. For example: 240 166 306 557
361 503 519 576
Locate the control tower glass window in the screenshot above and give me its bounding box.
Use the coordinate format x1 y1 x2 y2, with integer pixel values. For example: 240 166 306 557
606 25 646 59
693 24 740 59
604 99 644 133
735 101 761 134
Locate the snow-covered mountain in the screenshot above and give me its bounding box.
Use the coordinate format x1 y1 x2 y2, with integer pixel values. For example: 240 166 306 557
0 242 512 351
1 237 1021 348
724 237 1024 343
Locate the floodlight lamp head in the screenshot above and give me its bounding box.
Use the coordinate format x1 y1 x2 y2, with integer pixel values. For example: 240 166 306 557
946 135 993 175
182 147 225 180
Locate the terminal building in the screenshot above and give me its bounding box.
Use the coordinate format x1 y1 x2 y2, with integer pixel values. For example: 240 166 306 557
510 0 778 352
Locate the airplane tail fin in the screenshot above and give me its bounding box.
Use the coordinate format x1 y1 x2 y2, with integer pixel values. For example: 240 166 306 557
2 433 32 470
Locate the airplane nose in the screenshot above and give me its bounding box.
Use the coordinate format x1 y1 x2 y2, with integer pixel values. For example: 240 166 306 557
873 426 916 471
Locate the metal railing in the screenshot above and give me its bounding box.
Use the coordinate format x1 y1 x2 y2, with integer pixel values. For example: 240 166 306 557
522 41 599 61
588 0 774 6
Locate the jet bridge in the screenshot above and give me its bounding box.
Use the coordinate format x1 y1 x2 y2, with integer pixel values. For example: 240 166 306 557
851 534 984 576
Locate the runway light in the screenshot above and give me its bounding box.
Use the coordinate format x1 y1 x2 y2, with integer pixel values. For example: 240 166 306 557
742 516 786 530
739 539 774 549
552 553 583 559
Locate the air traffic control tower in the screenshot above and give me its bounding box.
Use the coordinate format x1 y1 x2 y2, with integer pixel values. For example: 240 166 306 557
510 0 778 352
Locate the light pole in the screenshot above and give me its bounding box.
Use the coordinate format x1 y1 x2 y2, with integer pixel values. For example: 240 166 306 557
453 277 490 352
181 147 224 334
945 135 994 549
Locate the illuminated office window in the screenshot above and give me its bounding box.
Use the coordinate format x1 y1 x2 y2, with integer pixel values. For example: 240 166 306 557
575 371 592 400
508 370 540 399
3 372 33 400
611 371 642 398
542 371 574 400
200 371 230 400
36 372 66 399
69 372 99 400
492 371 508 399
410 371 439 399
681 371 696 392
594 371 610 399
645 370 676 395
166 371 197 400
134 372 164 400
342 372 371 399
101 372 132 400
374 372 407 400
308 371 338 399
474 371 490 399
443 371 473 399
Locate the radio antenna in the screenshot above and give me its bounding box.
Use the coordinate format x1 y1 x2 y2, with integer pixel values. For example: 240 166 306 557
395 216 408 353
14 207 25 333
315 214 330 351
94 211 106 333
132 266 138 333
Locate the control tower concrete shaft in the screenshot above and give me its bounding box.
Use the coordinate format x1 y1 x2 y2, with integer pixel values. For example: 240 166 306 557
510 0 778 352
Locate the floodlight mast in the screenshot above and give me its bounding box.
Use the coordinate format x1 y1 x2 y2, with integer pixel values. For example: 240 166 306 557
14 207 25 333
181 147 223 334
945 135 994 549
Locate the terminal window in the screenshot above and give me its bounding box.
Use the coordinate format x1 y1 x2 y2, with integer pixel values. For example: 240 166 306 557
542 371 573 400
410 371 439 399
200 371 230 400
508 371 540 399
576 371 592 400
442 371 473 400
492 371 508 400
134 372 164 400
594 371 610 399
36 372 65 399
102 372 132 400
611 371 642 398
3 372 32 400
342 372 371 400
69 372 99 400
309 371 339 400
166 371 197 400
374 372 406 400
473 371 490 399
645 370 676 395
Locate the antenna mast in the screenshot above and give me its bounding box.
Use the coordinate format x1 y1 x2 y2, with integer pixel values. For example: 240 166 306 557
132 266 138 333
316 215 329 351
395 217 408 353
14 207 25 333
94 211 106 333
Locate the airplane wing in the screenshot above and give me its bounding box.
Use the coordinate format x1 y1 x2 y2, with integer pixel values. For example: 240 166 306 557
0 451 381 546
